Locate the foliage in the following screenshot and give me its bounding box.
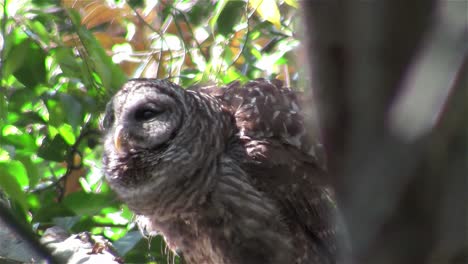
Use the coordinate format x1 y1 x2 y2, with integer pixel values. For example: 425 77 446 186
0 0 300 262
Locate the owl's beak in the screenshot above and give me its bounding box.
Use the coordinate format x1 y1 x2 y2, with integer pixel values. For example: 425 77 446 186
114 125 124 153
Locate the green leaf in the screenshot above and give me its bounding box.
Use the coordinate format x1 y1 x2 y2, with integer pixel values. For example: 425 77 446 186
187 1 214 26
2 125 37 153
8 88 35 111
37 134 69 162
59 94 83 128
0 95 6 122
13 111 47 126
54 47 82 78
0 162 29 212
28 20 50 44
210 0 229 31
3 39 28 78
1 161 29 187
62 192 119 216
215 1 245 36
58 124 76 145
32 202 75 223
46 98 65 127
68 10 127 93
17 155 40 188
249 0 281 29
10 40 47 87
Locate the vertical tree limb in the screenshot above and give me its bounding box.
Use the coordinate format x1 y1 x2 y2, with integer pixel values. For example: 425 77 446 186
302 1 467 263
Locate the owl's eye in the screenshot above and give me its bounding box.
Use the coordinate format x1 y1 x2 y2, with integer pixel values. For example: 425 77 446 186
134 106 163 122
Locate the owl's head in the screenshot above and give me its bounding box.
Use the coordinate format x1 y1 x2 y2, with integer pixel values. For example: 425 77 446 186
101 79 185 156
101 78 232 214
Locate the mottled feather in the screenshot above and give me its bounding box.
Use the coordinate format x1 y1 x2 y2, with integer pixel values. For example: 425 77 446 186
102 78 344 264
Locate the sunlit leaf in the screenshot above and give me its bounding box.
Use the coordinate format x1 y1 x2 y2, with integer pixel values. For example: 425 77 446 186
284 0 298 8
28 20 50 44
17 156 40 188
2 125 37 153
0 163 29 212
249 0 281 29
0 161 28 187
58 124 76 145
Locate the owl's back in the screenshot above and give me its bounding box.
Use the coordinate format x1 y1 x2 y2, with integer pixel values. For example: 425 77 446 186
197 79 342 263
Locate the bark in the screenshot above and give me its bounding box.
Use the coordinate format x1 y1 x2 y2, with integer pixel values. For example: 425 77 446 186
302 1 468 263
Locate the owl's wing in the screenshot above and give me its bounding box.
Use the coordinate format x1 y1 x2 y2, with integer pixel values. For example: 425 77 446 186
243 141 340 261
200 79 343 261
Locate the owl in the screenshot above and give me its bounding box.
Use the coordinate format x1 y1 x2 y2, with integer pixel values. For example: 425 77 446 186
101 78 344 264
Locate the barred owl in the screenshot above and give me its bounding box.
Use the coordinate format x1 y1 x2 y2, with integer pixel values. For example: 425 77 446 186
102 78 343 264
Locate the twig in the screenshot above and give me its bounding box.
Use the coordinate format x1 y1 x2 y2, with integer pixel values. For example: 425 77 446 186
129 4 175 78
171 6 209 62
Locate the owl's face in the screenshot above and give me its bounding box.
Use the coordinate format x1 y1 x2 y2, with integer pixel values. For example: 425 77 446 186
101 79 230 214
102 79 185 156
101 79 191 210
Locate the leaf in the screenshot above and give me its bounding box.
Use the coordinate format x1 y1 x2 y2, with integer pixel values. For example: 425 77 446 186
187 1 214 26
28 20 50 44
32 202 75 223
14 111 47 126
53 216 82 230
54 47 82 78
215 1 245 36
62 192 119 216
284 0 298 8
68 9 127 94
58 124 76 145
8 88 35 111
46 97 65 127
0 163 29 213
10 40 47 87
113 231 143 256
59 93 83 128
249 0 281 29
2 125 37 154
0 95 6 122
18 156 39 189
37 134 69 162
3 39 28 78
2 161 29 187
209 0 229 31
